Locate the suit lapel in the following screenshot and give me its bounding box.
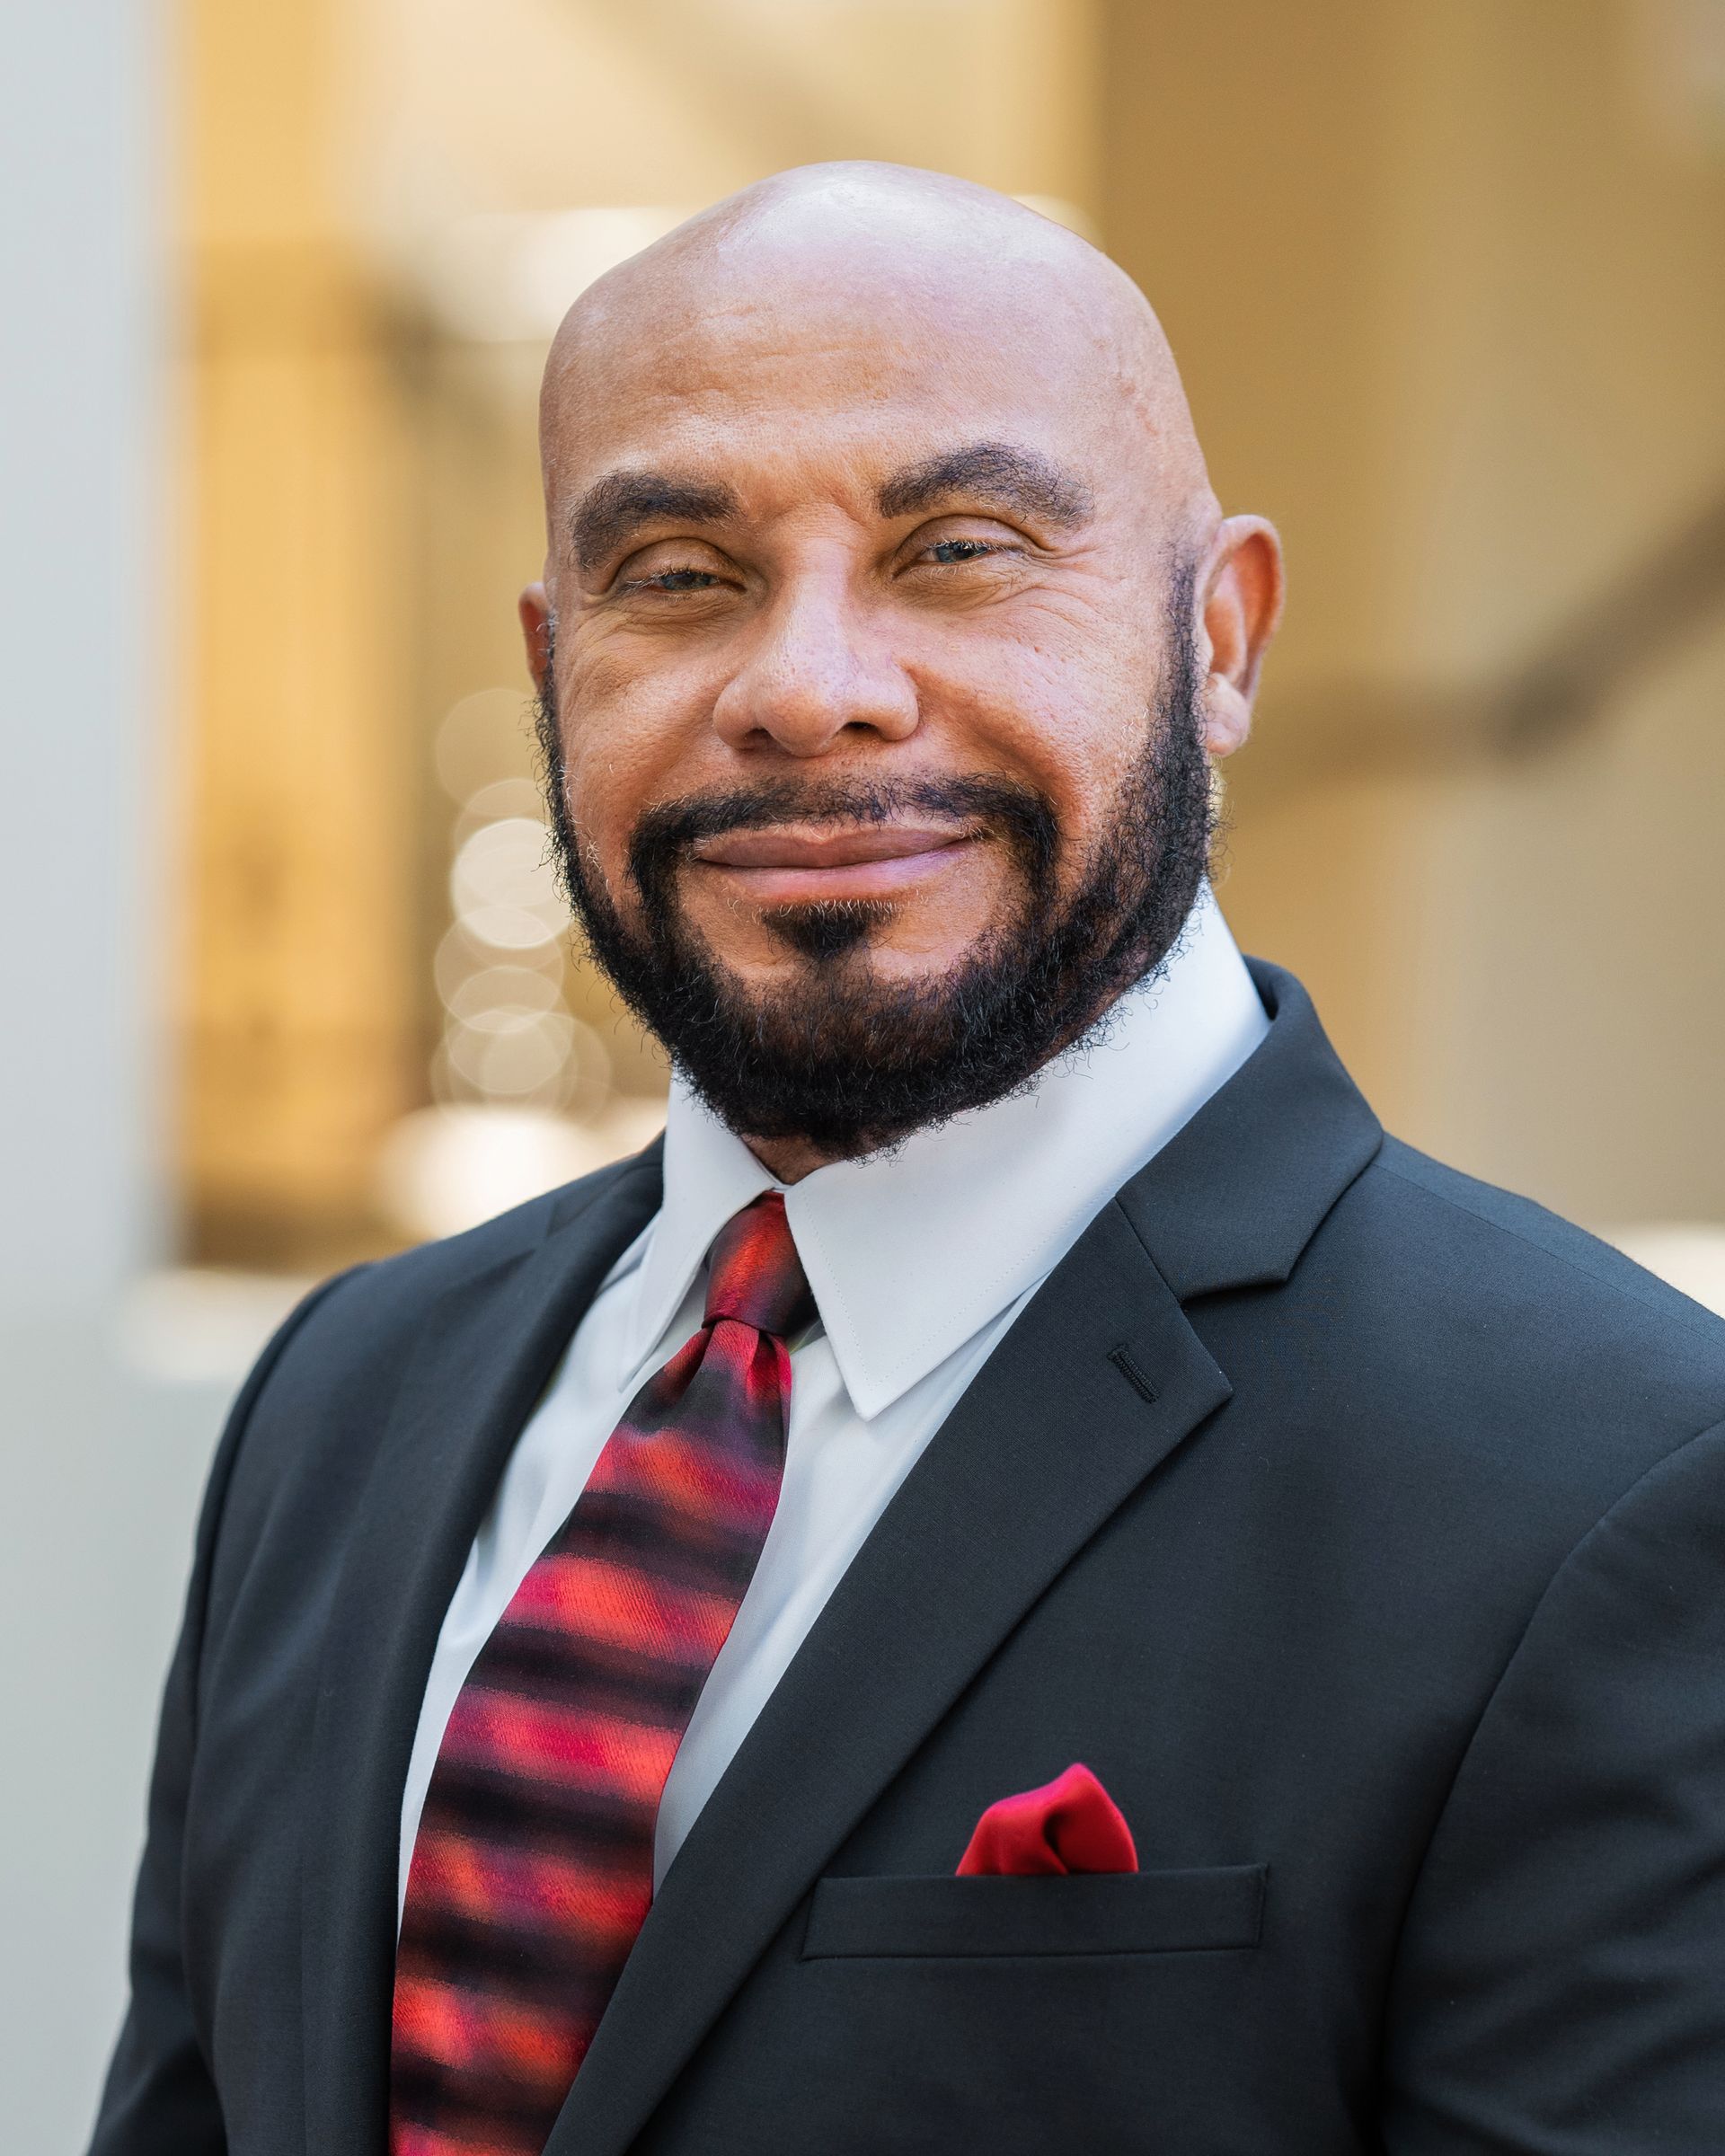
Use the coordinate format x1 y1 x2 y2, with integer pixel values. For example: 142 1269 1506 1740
299 1155 662 2156
545 1196 1230 2156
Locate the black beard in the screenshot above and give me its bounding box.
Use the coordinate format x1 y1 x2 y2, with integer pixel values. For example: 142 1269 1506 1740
535 600 1214 1161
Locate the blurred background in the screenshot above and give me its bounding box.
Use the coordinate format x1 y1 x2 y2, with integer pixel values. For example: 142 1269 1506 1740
4 0 1723 2143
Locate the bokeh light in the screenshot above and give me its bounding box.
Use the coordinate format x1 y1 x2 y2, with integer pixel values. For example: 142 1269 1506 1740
380 687 662 1240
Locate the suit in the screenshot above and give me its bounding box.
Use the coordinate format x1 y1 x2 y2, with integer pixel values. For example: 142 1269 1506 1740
90 962 1725 2152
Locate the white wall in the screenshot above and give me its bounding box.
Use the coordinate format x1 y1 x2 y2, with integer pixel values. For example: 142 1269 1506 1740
0 0 163 1312
0 6 226 2148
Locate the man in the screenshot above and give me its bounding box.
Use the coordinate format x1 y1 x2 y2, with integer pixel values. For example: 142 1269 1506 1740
92 164 1725 2155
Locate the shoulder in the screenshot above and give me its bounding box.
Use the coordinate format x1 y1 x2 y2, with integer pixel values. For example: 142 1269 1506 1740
1281 1133 1725 1495
217 1146 660 1474
1176 1132 1725 1664
182 1146 662 1624
1362 1135 1725 1360
288 1145 656 1354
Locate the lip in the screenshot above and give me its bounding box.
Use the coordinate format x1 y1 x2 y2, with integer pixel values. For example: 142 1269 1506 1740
689 822 977 905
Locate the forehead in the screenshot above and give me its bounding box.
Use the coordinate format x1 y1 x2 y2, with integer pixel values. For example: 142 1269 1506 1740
544 262 1129 511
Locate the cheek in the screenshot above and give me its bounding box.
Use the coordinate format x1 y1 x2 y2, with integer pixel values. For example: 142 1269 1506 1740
561 724 661 870
555 648 709 871
925 645 1149 856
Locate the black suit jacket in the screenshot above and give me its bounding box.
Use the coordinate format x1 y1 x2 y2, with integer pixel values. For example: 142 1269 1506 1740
90 963 1725 2154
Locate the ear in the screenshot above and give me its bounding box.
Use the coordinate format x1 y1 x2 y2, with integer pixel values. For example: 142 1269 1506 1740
519 582 553 695
1195 517 1284 758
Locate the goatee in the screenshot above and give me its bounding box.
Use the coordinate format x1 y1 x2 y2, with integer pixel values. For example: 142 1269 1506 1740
535 589 1215 1161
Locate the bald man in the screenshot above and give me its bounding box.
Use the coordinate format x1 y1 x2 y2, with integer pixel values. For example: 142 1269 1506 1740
93 166 1725 2156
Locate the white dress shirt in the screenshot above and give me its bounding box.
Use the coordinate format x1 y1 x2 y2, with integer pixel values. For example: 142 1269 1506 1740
398 886 1268 1911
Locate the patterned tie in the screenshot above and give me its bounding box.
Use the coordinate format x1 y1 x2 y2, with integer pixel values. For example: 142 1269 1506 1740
390 1192 814 2156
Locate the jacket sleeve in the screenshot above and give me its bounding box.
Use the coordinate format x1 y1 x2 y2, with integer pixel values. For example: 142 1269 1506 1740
85 1271 362 2156
1381 1416 1725 2152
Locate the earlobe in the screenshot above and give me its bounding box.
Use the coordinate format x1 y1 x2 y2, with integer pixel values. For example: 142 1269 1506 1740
1203 680 1254 759
519 584 553 694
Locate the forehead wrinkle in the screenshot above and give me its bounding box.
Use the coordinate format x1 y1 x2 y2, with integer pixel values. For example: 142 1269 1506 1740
877 440 1093 527
570 469 740 571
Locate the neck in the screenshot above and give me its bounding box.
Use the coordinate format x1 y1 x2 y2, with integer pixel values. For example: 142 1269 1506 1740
739 1133 842 1185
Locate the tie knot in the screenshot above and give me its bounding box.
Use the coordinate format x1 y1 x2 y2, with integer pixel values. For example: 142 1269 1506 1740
703 1192 816 1341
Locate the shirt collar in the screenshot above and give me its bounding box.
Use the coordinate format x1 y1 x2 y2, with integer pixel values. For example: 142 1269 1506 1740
622 884 1268 1418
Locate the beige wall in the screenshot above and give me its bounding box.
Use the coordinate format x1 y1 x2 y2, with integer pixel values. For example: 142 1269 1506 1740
177 0 1107 1262
181 0 416 1261
1104 0 1725 1224
339 0 1102 231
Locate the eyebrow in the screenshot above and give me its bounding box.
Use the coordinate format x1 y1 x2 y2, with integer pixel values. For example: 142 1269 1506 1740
876 440 1093 528
570 470 740 572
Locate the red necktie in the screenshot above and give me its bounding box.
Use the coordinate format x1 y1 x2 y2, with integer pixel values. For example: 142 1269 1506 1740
390 1191 813 2156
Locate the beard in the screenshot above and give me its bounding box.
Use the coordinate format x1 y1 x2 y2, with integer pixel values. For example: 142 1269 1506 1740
535 596 1215 1161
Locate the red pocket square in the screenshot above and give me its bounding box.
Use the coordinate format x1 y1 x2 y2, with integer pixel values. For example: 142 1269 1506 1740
956 1762 1138 1877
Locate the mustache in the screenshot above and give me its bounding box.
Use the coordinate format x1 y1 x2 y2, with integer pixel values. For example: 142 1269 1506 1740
625 775 1058 908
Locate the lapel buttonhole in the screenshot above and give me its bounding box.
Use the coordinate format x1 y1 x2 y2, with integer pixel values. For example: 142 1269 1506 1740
1108 1344 1159 1404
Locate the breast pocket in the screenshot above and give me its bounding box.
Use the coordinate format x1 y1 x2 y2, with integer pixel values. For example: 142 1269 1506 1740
800 1863 1267 1960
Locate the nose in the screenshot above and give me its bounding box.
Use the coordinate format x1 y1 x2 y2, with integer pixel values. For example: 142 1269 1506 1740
710 576 920 756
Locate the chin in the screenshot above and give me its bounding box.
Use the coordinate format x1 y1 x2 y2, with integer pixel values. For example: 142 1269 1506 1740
747 935 977 992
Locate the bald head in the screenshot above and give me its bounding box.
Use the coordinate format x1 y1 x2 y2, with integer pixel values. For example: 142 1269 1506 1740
539 162 1214 553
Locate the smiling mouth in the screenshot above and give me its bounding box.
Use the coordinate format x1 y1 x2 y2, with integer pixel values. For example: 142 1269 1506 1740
689 822 979 904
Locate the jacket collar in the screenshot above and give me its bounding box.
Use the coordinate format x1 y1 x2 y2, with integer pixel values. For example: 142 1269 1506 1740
1114 958 1384 1300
